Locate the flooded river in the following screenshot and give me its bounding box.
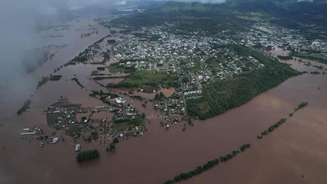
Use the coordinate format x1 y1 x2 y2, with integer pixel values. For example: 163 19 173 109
0 21 326 184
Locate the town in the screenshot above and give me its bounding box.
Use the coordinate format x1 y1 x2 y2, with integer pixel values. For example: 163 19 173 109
16 0 326 166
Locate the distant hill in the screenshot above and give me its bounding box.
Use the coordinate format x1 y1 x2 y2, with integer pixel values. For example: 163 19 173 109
111 0 326 39
226 0 326 39
111 1 252 34
226 0 326 26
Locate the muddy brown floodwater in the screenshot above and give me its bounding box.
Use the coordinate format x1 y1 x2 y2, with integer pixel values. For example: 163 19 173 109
0 26 326 184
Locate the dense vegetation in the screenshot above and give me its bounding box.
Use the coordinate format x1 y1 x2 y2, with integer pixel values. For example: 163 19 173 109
257 118 287 140
76 149 100 162
294 102 308 112
164 144 251 184
257 102 308 139
187 45 299 119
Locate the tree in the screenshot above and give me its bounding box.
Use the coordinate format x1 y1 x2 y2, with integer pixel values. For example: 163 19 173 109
107 143 116 152
76 149 100 162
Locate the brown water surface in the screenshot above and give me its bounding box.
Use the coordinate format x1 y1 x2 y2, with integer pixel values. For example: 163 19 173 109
0 30 326 184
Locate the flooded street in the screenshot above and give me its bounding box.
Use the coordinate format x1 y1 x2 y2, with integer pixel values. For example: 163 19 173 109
0 21 326 184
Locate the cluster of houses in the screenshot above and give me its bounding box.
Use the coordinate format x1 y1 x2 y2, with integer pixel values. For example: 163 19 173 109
106 26 270 127
20 94 145 152
89 90 146 137
112 26 265 81
241 22 326 54
153 90 186 128
20 127 61 147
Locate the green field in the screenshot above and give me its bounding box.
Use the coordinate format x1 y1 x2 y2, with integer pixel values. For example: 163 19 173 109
116 70 178 89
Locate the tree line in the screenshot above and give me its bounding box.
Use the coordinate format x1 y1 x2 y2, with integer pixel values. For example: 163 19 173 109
163 144 251 184
165 101 309 183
